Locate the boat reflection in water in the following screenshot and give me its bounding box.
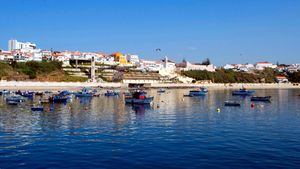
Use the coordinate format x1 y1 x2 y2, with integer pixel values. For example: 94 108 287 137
131 104 152 116
77 97 92 105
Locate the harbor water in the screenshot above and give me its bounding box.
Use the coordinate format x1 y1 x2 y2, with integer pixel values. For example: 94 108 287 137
1 89 300 168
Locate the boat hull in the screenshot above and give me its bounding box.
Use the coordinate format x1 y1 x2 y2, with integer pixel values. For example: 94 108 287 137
232 90 255 96
224 101 241 106
31 107 44 111
251 96 271 102
125 97 154 104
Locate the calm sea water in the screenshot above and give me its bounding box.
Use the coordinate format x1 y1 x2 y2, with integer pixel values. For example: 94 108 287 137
1 89 300 169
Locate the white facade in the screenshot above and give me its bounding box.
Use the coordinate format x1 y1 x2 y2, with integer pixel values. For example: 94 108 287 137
126 54 139 65
8 39 37 52
255 62 277 70
162 56 176 73
223 64 235 70
179 61 215 72
32 52 43 61
0 51 13 61
140 60 163 72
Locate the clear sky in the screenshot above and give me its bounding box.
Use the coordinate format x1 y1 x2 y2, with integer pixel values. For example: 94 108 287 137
0 0 299 65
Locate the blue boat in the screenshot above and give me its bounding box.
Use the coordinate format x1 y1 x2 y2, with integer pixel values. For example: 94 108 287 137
0 90 11 95
20 91 34 98
59 90 71 96
74 88 94 97
157 88 166 93
50 95 68 103
251 96 271 102
185 87 208 97
7 101 19 105
31 106 44 111
6 95 25 102
224 101 241 107
232 89 255 96
105 90 119 96
125 91 153 104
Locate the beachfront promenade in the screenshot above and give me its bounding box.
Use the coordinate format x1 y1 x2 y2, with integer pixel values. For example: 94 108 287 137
0 81 299 90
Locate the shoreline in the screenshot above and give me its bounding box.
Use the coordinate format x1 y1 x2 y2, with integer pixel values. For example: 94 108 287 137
0 81 300 91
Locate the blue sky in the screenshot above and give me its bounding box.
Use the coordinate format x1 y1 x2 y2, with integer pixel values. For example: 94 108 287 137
0 0 299 65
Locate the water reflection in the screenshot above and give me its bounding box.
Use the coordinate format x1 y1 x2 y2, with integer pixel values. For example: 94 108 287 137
1 89 300 168
131 104 152 116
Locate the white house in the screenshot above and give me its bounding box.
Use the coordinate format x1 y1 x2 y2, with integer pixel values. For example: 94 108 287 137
139 59 163 72
0 50 13 61
223 64 235 70
8 39 38 53
178 60 215 72
255 62 277 70
126 54 140 65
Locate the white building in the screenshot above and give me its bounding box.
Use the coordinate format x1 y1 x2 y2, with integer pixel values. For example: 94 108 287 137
162 56 176 73
178 60 215 72
255 62 277 70
8 39 37 52
139 59 163 72
223 64 235 70
0 50 13 61
126 54 139 65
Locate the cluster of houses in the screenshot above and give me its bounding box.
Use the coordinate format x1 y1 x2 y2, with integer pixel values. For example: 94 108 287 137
222 62 300 73
222 62 300 83
0 40 216 76
1 39 299 83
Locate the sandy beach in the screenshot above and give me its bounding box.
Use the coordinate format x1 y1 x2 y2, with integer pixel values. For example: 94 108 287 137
0 81 299 91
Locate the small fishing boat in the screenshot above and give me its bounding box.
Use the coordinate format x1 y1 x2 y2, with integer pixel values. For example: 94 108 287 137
50 95 68 103
7 101 19 105
31 106 44 111
92 89 100 97
232 88 255 96
105 90 119 96
20 91 34 98
74 88 93 97
251 96 271 102
157 88 166 93
185 87 208 97
35 91 44 96
59 90 71 96
0 90 11 95
6 95 25 102
224 101 241 107
125 91 153 104
124 92 133 98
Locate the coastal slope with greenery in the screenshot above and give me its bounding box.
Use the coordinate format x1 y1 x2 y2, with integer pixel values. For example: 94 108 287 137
0 61 88 82
182 68 300 83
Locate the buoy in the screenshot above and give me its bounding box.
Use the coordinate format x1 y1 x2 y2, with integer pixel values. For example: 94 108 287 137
251 103 255 108
217 108 221 112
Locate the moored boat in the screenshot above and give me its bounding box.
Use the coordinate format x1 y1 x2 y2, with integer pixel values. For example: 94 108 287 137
35 91 44 96
50 95 68 103
31 106 44 111
74 88 93 97
0 90 11 95
7 101 19 105
125 91 153 104
6 95 25 102
157 88 166 93
251 96 271 102
185 87 208 97
104 90 119 96
232 88 255 96
224 101 241 106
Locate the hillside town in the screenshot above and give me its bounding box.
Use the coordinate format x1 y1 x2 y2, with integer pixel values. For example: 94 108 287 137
1 39 300 84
